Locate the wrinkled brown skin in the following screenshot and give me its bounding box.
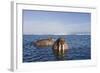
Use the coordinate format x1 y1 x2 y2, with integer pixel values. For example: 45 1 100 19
33 38 54 48
52 38 69 60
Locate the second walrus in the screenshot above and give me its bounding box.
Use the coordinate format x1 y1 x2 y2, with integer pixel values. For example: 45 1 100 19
33 37 54 48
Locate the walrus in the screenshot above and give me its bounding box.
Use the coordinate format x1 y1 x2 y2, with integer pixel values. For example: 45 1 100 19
52 38 69 60
33 37 54 48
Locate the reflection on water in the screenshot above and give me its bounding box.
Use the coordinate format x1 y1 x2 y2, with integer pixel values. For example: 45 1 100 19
23 35 91 62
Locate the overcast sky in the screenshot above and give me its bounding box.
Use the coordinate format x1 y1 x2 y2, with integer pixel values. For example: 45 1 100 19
23 10 91 35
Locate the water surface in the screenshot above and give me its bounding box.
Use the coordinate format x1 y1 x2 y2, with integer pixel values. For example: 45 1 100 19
23 35 91 62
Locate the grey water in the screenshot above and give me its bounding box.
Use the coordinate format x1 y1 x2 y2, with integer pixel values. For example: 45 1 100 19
23 35 91 62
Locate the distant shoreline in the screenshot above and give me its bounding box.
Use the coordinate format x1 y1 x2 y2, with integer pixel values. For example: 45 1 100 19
23 34 91 36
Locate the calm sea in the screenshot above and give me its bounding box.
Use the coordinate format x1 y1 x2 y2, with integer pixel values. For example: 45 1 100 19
23 35 91 62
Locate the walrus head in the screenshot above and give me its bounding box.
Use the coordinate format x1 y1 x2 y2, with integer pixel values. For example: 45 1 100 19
55 37 65 44
52 37 68 60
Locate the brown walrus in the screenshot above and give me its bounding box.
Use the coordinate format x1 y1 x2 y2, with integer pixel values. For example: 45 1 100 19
33 37 54 48
52 38 69 60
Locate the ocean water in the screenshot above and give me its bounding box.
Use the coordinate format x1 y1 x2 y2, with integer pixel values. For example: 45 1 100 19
23 35 91 62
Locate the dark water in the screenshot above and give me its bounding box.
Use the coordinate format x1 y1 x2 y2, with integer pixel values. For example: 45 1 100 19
23 35 91 62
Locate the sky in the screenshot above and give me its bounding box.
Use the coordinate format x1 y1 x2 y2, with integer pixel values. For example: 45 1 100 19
23 10 91 35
